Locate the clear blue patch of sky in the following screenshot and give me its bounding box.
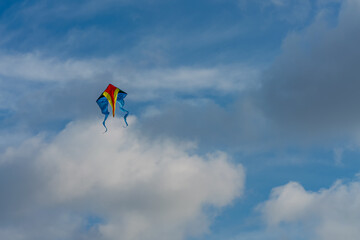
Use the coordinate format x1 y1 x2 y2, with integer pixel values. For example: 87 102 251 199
85 215 105 230
0 0 322 66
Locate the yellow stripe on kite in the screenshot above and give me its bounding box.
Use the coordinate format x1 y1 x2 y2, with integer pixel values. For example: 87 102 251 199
103 92 115 117
114 88 120 108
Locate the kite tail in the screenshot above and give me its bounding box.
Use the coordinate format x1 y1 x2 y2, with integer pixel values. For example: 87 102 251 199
117 101 129 127
102 113 109 132
96 96 111 133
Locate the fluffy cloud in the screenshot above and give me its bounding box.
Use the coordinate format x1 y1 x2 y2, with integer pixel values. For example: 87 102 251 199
0 118 244 240
259 179 360 240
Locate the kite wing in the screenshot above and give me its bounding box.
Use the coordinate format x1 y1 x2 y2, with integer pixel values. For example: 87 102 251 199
96 84 129 132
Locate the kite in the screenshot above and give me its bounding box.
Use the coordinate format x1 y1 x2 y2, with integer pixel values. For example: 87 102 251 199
96 84 129 132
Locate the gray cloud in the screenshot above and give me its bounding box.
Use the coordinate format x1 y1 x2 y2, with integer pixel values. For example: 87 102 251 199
138 97 274 153
133 0 360 150
138 0 352 149
258 0 360 138
120 0 360 157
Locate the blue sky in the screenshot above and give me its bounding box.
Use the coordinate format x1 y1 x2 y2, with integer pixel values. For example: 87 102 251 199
2 0 360 239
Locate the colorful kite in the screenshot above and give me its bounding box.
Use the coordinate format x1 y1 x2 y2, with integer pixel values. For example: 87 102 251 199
96 84 129 132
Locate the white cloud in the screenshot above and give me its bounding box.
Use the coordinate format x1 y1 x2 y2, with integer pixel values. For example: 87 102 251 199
0 117 244 240
259 179 360 240
259 182 315 225
333 147 343 165
238 0 312 23
0 52 260 100
0 52 113 82
317 0 342 6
